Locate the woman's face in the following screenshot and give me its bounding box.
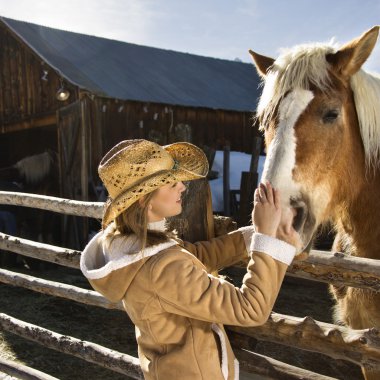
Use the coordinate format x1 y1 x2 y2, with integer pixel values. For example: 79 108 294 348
147 181 187 222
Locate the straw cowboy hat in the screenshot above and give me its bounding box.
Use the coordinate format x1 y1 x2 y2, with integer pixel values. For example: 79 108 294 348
99 139 209 227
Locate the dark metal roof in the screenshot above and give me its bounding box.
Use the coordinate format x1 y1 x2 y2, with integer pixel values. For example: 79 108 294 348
1 16 261 112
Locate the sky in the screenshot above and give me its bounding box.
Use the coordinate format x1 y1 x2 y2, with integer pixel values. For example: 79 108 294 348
0 0 379 72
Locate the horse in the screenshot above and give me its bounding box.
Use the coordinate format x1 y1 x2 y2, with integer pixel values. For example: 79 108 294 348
249 26 380 380
0 150 60 268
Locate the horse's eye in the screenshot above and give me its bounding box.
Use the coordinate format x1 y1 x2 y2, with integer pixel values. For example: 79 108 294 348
322 110 339 124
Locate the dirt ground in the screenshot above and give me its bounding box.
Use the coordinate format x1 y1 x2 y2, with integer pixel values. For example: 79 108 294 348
0 259 363 380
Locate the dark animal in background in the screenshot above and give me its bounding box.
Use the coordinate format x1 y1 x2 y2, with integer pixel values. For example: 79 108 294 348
0 150 60 268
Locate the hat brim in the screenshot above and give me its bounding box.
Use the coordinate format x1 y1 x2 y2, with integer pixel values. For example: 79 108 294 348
102 142 208 227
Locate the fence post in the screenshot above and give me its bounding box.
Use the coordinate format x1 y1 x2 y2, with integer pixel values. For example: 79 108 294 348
167 178 214 243
223 145 231 216
80 98 89 246
238 137 262 227
250 136 262 174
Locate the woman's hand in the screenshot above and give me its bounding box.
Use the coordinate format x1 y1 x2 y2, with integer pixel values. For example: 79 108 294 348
252 182 281 238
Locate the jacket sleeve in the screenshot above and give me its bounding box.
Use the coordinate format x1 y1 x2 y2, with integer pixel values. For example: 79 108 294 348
151 233 296 327
182 226 254 272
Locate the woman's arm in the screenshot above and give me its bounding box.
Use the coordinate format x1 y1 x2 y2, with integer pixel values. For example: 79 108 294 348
151 235 295 326
182 227 254 272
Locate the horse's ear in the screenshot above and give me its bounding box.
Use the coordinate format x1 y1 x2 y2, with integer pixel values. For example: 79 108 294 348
249 49 275 77
327 26 379 78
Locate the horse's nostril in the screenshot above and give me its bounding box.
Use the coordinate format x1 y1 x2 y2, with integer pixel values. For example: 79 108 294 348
292 207 305 232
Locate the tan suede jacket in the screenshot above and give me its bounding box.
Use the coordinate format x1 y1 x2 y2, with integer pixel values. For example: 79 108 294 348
80 225 296 380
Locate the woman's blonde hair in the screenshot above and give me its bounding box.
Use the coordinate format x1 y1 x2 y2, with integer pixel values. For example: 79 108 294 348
104 190 177 251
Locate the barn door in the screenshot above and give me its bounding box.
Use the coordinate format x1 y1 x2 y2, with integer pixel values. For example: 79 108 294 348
57 98 89 249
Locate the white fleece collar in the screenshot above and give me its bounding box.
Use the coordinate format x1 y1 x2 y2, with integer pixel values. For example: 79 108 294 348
80 230 177 280
147 219 166 231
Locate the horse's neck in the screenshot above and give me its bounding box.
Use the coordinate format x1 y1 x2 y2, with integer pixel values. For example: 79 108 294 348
335 173 380 259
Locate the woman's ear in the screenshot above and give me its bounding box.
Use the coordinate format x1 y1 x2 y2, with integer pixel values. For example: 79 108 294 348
139 196 153 210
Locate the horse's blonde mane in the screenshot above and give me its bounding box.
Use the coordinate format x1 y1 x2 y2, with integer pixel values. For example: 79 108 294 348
258 42 380 169
351 70 380 169
257 42 336 126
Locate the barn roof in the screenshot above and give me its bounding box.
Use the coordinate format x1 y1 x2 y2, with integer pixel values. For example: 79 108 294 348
1 16 261 112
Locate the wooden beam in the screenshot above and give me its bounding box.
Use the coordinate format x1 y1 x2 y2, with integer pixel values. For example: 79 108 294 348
249 136 262 173
0 113 56 134
0 357 59 380
0 191 103 218
223 145 231 216
287 250 380 291
0 267 122 311
227 312 380 370
234 348 337 380
0 233 80 268
0 313 144 380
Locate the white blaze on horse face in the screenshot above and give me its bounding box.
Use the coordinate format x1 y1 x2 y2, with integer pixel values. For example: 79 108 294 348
261 89 314 207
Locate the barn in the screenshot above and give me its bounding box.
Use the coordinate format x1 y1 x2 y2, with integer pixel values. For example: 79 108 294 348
0 16 261 205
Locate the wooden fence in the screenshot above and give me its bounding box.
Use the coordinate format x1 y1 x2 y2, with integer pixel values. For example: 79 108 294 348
1 190 380 379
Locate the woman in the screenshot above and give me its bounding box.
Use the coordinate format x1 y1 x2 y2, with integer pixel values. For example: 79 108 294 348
80 139 298 380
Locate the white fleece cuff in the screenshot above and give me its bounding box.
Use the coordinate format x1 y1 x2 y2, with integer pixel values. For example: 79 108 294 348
237 226 255 256
250 233 296 265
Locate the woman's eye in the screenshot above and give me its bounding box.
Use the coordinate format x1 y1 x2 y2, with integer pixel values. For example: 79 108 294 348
322 110 339 124
171 182 178 188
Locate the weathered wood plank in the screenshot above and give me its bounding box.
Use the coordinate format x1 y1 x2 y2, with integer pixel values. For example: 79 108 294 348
235 348 337 380
0 233 80 268
0 191 103 218
223 145 231 216
0 268 121 310
238 171 257 227
0 357 59 380
0 114 57 134
288 250 380 291
228 312 380 371
0 313 144 379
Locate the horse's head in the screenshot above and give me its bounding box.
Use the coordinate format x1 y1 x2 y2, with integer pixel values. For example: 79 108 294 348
250 26 380 253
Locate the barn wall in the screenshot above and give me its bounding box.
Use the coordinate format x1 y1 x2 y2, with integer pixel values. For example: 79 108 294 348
0 23 78 185
0 23 77 129
83 97 259 187
87 97 259 174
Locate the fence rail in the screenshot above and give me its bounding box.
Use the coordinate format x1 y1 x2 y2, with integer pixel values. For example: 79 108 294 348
1 265 379 370
0 233 80 268
0 313 143 379
1 192 380 290
0 356 60 380
2 229 380 291
0 191 103 218
1 190 380 379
